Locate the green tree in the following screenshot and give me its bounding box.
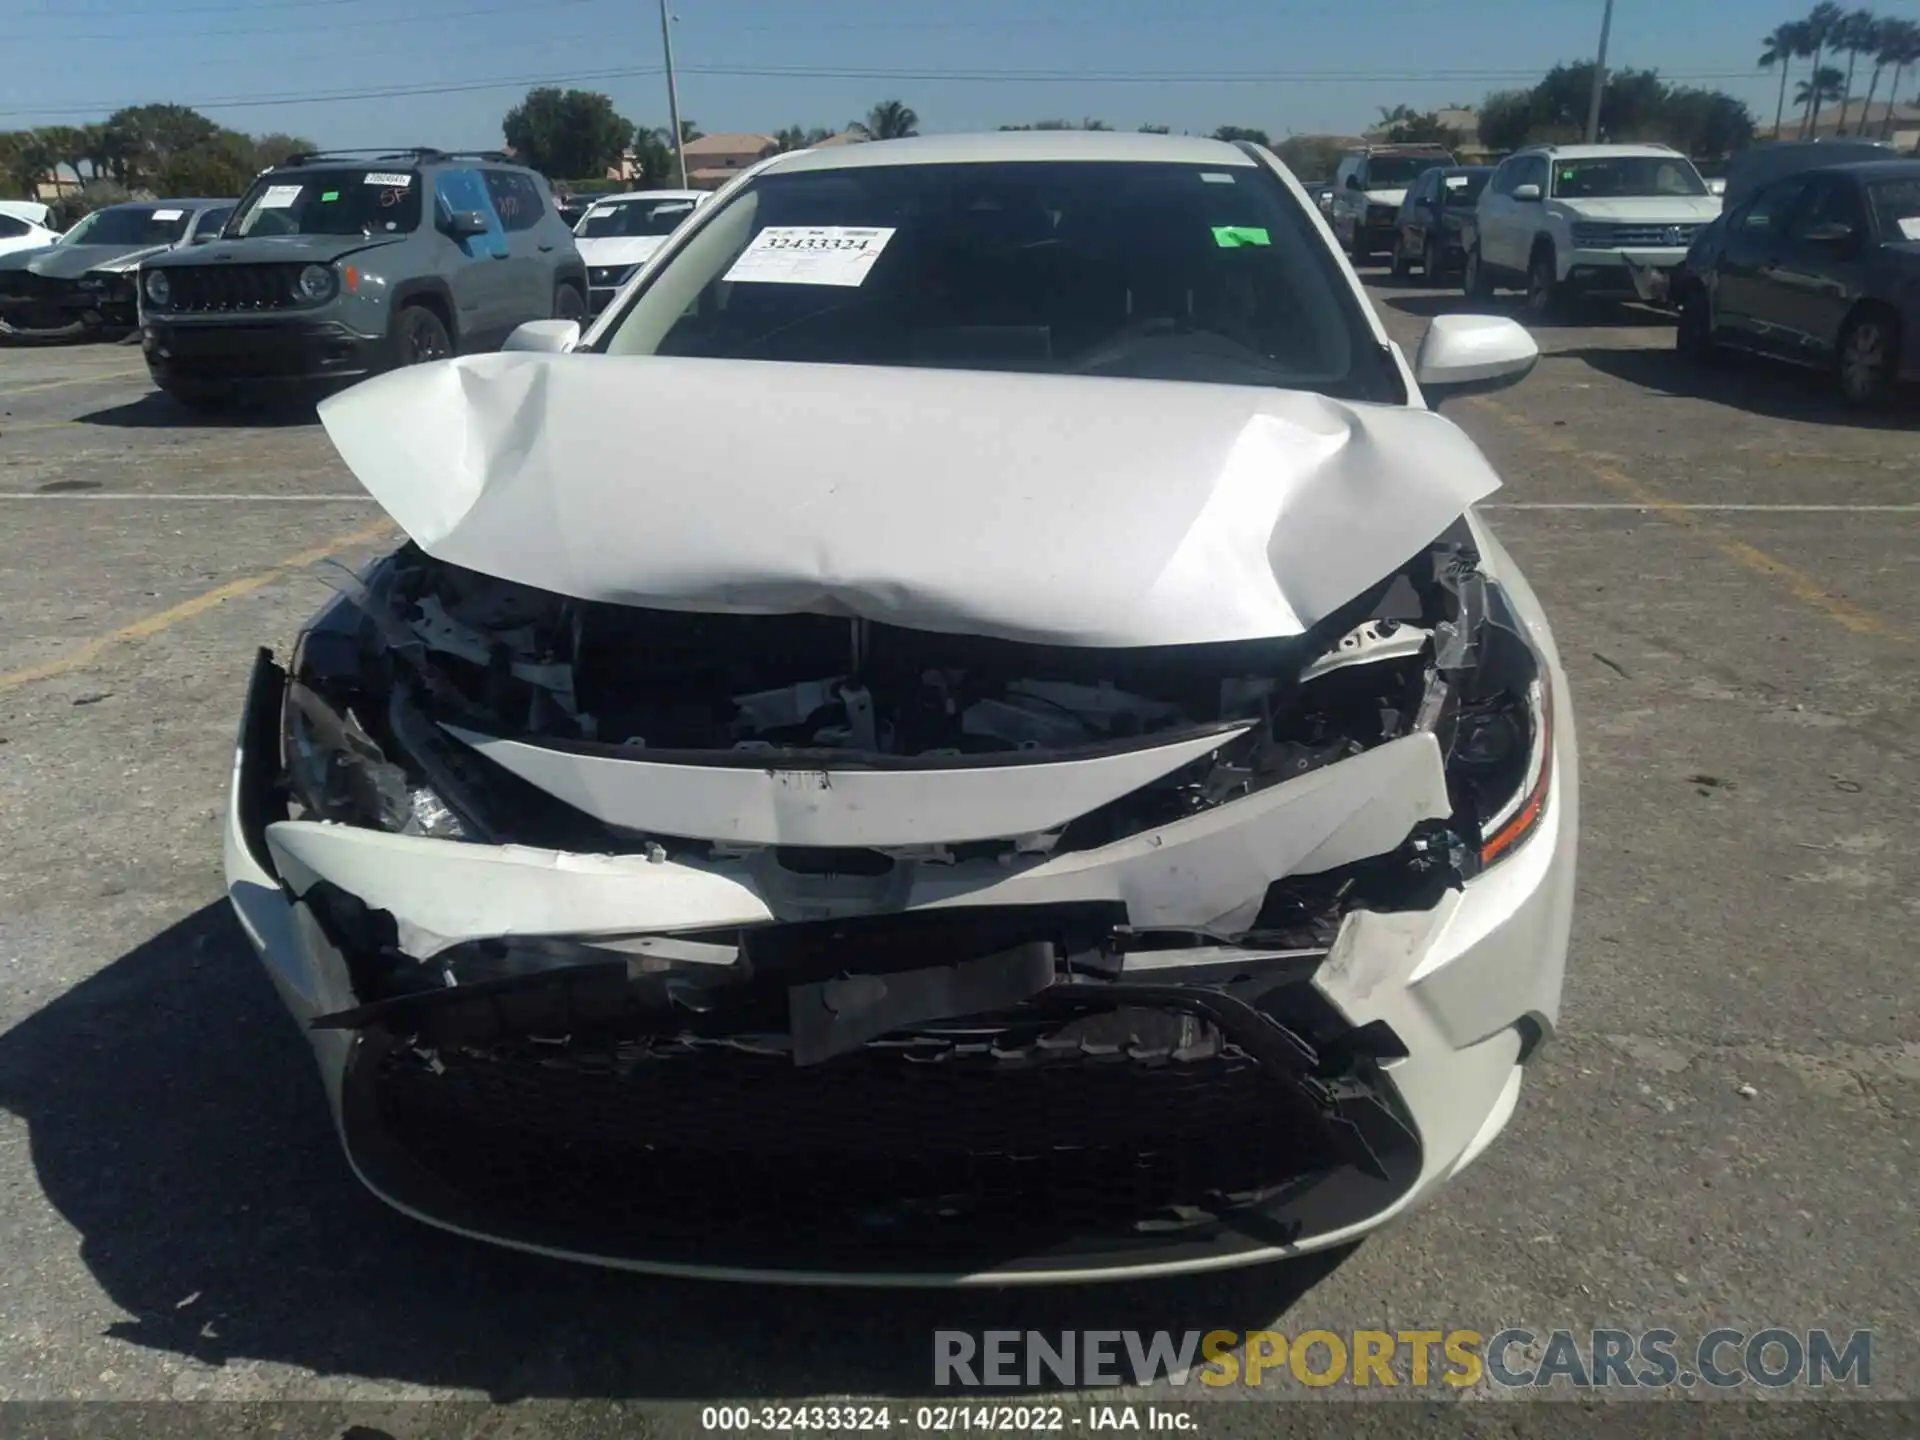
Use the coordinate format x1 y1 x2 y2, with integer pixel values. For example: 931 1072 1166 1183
1794 63 1847 125
1662 87 1757 156
1375 105 1458 144
1759 21 1807 139
502 87 636 180
1477 89 1538 152
805 126 836 144
773 125 810 152
103 104 219 189
1272 134 1348 179
1874 17 1920 137
1212 124 1271 145
249 132 316 173
1137 123 1171 133
0 130 57 199
1798 2 1846 134
1834 10 1878 133
851 100 919 140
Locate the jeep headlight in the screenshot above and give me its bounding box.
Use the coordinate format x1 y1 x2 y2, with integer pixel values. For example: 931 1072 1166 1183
296 264 335 303
143 269 170 307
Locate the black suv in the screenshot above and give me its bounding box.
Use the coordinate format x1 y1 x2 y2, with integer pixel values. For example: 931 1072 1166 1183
139 148 587 409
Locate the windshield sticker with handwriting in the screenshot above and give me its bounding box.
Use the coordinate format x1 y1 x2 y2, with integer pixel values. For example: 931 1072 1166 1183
151 208 184 221
1900 217 1920 241
258 185 303 209
722 226 897 286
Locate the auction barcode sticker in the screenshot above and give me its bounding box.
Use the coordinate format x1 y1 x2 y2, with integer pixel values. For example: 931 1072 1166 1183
364 172 413 187
722 226 896 286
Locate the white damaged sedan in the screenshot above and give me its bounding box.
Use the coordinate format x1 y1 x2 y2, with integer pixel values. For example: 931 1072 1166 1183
225 131 1576 1285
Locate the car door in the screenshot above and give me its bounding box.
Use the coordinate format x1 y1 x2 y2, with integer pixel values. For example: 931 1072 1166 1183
1715 177 1813 351
1764 175 1871 361
432 168 514 350
1332 156 1361 244
481 168 554 323
1401 172 1435 260
1477 160 1518 271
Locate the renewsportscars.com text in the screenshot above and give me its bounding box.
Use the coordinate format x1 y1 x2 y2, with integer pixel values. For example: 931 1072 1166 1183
933 1328 1872 1391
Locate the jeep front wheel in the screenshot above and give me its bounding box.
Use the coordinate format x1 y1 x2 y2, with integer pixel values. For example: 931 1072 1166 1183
396 305 452 366
1525 247 1563 320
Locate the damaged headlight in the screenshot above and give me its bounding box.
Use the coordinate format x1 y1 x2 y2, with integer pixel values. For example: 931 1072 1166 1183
281 676 468 841
1437 578 1554 868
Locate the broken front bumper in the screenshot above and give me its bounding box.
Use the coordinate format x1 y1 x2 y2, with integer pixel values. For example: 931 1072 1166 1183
224 632 1578 1285
0 272 138 336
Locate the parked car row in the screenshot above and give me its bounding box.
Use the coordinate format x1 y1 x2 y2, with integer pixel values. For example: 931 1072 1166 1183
0 149 711 410
1364 137 1915 408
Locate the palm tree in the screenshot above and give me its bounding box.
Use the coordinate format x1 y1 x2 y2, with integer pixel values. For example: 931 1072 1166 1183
1799 2 1846 135
1793 63 1847 125
1759 21 1804 138
850 100 919 141
1880 18 1920 137
1860 18 1892 131
1834 9 1878 133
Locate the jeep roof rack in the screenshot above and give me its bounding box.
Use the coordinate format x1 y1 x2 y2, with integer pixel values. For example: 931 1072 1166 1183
281 147 449 167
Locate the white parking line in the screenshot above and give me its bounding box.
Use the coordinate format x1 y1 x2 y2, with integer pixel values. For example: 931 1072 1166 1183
0 492 372 501
1483 503 1920 513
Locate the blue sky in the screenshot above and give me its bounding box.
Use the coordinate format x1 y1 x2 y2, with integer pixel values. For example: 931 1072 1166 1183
3 0 1913 150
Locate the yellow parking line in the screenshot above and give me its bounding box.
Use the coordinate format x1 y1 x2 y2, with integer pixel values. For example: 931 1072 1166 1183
0 367 149 401
1473 396 1900 640
0 517 395 693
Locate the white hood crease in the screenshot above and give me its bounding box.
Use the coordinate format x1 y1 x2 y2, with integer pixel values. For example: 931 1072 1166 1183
318 352 1502 648
576 235 669 271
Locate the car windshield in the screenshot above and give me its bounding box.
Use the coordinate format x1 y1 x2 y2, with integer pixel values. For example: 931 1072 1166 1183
1367 155 1448 188
597 159 1401 402
58 206 192 247
577 196 699 238
1553 157 1707 199
1442 171 1490 206
1867 177 1920 241
227 168 423 237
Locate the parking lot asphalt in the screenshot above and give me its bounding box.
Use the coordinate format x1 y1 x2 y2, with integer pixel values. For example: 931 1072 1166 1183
0 284 1915 1417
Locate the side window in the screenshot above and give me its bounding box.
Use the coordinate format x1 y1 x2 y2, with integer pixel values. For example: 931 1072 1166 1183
193 206 233 239
1335 157 1358 191
434 169 508 256
483 169 545 232
0 215 26 238
1489 161 1517 197
1787 177 1866 242
1518 156 1549 193
1740 178 1810 236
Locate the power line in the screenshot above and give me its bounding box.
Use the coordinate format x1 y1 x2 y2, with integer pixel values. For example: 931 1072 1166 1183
0 62 1775 122
3 0 600 43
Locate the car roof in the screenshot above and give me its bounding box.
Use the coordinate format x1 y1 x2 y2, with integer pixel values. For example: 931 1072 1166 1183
1829 158 1920 180
764 130 1260 176
588 189 706 204
1517 143 1684 160
101 197 232 210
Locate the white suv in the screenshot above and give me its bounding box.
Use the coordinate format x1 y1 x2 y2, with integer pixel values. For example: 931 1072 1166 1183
1463 143 1723 317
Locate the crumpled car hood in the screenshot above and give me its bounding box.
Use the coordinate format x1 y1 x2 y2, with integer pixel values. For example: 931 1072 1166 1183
318 353 1503 647
0 243 160 279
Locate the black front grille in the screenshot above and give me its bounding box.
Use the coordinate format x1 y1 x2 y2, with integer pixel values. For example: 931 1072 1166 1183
163 263 307 313
357 1005 1412 1271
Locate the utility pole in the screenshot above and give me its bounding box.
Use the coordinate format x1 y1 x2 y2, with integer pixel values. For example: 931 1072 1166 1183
660 0 688 188
1584 0 1615 144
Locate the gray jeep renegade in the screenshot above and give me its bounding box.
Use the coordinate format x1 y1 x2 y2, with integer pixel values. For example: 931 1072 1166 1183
138 148 587 409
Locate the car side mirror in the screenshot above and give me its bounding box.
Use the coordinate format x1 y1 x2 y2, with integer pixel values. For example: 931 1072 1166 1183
191 230 218 245
503 319 581 354
447 210 492 239
1345 175 1362 190
1801 220 1855 246
1512 183 1542 202
1415 314 1539 407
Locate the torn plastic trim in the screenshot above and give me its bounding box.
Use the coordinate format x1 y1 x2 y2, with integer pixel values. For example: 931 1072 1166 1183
440 721 1256 848
261 729 1451 962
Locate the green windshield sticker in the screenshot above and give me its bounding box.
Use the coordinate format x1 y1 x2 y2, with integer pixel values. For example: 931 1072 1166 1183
1212 225 1270 247
321 190 340 202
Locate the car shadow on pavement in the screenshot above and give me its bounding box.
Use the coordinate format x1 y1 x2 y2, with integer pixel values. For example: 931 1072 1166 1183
1566 345 1920 432
0 903 1354 1401
1380 292 1665 330
75 394 319 429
